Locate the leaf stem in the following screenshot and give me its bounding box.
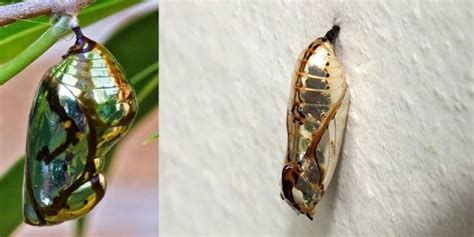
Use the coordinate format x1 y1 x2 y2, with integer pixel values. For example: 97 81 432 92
0 15 72 85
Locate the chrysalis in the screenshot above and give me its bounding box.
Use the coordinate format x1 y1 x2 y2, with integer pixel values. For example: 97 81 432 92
280 26 349 220
23 26 138 226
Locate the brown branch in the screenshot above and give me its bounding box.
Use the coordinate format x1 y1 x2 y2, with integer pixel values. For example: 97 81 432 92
0 0 94 26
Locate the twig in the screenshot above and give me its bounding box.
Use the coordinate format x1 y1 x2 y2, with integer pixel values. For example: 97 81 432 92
0 0 94 26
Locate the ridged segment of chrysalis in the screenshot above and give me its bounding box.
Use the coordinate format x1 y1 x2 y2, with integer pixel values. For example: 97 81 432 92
281 26 349 220
23 27 138 226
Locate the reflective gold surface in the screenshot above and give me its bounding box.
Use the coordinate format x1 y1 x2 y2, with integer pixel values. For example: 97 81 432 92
23 36 138 225
281 27 349 219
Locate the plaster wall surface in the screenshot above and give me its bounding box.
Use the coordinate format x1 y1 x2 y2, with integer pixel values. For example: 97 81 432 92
160 1 473 236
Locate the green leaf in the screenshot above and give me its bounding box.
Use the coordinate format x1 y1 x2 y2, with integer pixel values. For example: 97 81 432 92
0 5 156 237
0 158 25 236
0 0 140 64
0 0 22 7
143 131 159 144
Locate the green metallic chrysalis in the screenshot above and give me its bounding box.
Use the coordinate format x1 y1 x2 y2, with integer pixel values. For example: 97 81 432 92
23 26 138 226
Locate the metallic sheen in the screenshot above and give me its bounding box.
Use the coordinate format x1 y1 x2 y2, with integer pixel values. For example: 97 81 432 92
281 26 349 220
23 29 138 226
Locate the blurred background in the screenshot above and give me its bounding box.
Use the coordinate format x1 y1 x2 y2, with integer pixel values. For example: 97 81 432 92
0 1 158 236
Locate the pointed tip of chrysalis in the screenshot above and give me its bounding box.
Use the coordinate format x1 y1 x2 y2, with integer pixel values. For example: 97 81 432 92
324 25 340 45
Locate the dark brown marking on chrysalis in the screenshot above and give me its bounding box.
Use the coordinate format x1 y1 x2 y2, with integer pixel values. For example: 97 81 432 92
302 88 347 189
282 25 346 220
64 152 73 163
291 104 306 121
281 165 298 205
63 27 96 58
36 81 81 165
302 51 312 60
285 146 292 163
25 22 138 225
35 52 105 216
80 93 106 207
90 174 105 206
39 95 103 217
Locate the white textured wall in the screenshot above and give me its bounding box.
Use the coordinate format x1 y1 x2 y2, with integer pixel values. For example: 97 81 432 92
160 1 473 236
